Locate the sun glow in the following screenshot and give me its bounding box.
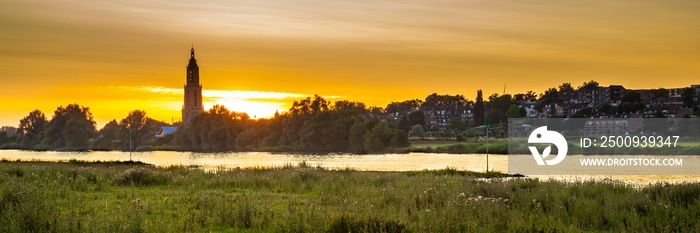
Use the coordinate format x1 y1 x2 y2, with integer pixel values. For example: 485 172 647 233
204 100 284 119
107 85 340 120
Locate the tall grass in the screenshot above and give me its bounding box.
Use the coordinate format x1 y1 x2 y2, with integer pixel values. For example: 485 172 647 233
0 160 698 232
401 141 509 154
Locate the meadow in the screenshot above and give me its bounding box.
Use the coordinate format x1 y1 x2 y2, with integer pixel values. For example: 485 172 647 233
1 160 699 232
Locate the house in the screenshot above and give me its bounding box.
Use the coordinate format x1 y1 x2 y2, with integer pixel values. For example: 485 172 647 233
423 105 473 130
643 105 682 118
692 84 700 104
543 104 565 117
583 118 644 136
568 103 588 116
156 126 178 138
608 85 625 105
575 86 610 105
519 100 539 118
674 108 694 118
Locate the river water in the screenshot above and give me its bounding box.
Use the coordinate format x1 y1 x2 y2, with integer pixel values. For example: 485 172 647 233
1 150 698 185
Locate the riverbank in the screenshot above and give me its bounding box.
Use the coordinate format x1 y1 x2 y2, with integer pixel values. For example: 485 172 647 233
0 139 512 155
1 160 699 232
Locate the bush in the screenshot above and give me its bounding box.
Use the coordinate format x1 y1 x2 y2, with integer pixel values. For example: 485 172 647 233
390 131 410 147
409 124 425 138
116 168 170 186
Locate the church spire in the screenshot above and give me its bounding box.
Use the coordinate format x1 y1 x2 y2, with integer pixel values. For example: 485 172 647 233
186 46 199 85
183 46 204 124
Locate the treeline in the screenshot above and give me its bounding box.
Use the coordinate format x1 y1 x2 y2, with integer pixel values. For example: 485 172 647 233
1 95 409 153
167 95 409 153
0 104 169 151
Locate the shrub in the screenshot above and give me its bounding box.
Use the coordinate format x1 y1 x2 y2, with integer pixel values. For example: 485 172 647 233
116 168 170 186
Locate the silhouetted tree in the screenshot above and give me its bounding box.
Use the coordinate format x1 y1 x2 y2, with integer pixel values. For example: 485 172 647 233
334 100 367 113
600 104 614 115
390 131 410 147
540 88 561 115
490 94 512 114
579 80 600 89
681 87 695 108
385 99 422 113
447 117 465 131
474 90 485 126
409 124 425 138
486 108 504 125
559 83 574 93
398 115 410 133
363 121 392 152
91 120 120 150
505 104 522 119
17 109 48 148
618 91 645 113
422 93 468 109
235 129 258 151
0 131 12 147
408 111 426 129
652 88 669 99
290 94 329 116
40 104 96 150
298 110 358 151
348 120 368 153
525 91 537 101
369 106 384 115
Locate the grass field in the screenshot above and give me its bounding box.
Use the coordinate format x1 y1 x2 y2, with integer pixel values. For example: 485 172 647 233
1 160 699 232
409 138 507 148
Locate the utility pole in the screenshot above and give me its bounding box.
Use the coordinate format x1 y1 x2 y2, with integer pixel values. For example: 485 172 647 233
485 118 490 172
129 129 132 161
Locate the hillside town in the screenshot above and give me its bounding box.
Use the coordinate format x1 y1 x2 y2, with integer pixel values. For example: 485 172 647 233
378 82 700 131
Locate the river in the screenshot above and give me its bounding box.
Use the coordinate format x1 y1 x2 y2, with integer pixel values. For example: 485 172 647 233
1 150 698 185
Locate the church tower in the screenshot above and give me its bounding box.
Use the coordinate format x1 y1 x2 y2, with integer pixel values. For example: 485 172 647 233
182 46 204 123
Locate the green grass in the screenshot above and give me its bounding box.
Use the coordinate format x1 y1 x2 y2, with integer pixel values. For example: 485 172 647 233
675 141 700 147
1 161 699 232
409 138 507 148
401 141 509 154
409 139 464 148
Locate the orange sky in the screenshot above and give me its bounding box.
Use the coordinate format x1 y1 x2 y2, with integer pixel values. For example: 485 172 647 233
1 0 699 128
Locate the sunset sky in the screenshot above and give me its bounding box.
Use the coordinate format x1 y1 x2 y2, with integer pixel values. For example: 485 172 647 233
1 0 699 128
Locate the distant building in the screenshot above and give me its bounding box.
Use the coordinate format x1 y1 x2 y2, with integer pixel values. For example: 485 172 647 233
423 105 472 130
668 88 685 97
608 85 625 105
575 86 610 105
156 126 178 138
518 100 538 118
182 47 204 124
583 118 643 136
